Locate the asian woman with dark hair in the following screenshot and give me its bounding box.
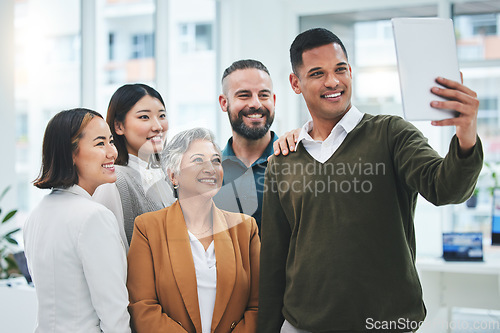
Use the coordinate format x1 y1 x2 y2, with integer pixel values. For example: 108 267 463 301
93 84 175 248
24 108 130 333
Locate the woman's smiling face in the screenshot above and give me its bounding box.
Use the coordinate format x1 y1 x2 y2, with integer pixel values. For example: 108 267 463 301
73 117 117 195
115 94 168 159
172 139 223 200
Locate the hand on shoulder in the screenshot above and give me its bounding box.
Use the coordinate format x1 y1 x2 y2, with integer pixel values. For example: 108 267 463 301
271 128 301 159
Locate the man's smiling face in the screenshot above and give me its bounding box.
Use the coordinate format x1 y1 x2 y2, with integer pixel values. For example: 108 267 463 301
220 68 276 140
290 43 353 124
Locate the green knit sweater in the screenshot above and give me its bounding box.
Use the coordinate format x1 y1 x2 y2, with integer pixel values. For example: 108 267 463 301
258 114 483 333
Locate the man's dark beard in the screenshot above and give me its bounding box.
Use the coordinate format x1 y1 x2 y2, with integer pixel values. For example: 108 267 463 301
227 104 274 140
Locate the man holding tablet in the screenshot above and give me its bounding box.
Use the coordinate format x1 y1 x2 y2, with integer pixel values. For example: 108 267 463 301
259 27 483 332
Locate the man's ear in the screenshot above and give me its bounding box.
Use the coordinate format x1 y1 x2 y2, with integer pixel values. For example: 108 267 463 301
115 120 125 135
289 73 301 95
219 94 228 113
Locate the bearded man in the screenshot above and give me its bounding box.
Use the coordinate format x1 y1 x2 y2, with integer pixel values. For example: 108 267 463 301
214 59 277 234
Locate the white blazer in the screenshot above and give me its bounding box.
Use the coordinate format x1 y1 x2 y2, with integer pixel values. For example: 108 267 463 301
23 185 131 333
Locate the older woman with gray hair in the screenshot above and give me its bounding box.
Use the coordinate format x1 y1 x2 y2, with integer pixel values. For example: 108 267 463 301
127 127 260 333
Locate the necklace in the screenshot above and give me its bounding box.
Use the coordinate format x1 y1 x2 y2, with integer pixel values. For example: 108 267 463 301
188 221 213 236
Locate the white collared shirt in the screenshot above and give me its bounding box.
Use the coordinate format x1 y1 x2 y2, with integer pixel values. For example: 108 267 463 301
296 106 364 163
187 231 217 333
127 154 165 193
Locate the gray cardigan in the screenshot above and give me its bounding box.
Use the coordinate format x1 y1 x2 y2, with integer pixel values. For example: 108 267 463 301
115 165 175 244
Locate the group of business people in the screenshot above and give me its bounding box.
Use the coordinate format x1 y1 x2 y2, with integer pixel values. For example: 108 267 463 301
23 56 265 332
23 26 483 333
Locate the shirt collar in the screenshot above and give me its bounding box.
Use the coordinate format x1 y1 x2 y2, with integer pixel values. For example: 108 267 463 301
222 131 278 167
54 184 92 199
128 154 150 170
297 106 364 144
127 153 165 187
222 138 236 157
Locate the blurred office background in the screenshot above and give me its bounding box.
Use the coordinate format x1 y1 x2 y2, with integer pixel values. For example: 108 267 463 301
1 0 500 331
0 0 499 256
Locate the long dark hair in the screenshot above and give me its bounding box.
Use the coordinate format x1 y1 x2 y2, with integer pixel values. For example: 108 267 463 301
106 83 166 166
34 108 103 189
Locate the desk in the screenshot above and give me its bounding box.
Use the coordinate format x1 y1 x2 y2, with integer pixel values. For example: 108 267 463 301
0 279 37 333
416 247 500 332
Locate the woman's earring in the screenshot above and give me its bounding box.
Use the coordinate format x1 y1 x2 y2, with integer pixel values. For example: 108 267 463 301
173 183 179 190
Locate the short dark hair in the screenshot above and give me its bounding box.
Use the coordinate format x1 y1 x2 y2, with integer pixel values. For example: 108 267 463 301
221 59 270 84
290 28 348 74
106 83 165 165
34 108 103 189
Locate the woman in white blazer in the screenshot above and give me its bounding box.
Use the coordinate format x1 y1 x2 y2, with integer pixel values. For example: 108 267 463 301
23 108 131 333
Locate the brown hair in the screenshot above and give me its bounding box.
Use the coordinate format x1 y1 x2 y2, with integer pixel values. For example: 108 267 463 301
34 108 103 189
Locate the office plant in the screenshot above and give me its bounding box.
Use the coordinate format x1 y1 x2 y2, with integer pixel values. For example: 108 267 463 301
484 162 499 197
0 186 20 279
467 162 500 208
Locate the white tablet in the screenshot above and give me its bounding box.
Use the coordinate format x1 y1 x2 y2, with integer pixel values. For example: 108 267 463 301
392 17 461 121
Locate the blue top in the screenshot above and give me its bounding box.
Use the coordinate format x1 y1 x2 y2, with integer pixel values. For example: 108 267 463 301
213 131 278 234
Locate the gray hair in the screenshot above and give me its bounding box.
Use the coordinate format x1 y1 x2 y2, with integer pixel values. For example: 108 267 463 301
162 127 221 193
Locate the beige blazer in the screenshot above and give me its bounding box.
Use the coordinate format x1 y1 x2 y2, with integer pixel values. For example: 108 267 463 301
127 201 260 333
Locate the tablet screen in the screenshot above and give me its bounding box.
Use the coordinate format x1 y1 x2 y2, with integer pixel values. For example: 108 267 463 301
392 18 461 121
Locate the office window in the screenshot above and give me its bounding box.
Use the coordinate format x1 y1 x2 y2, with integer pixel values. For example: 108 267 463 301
95 0 156 112
16 181 29 212
10 0 218 214
195 24 213 51
131 33 154 59
471 14 497 35
108 32 115 60
169 103 216 136
354 20 396 67
179 22 214 53
14 0 81 213
167 0 217 141
455 13 500 61
451 3 500 238
353 20 401 115
15 113 28 165
46 35 80 64
15 113 28 144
